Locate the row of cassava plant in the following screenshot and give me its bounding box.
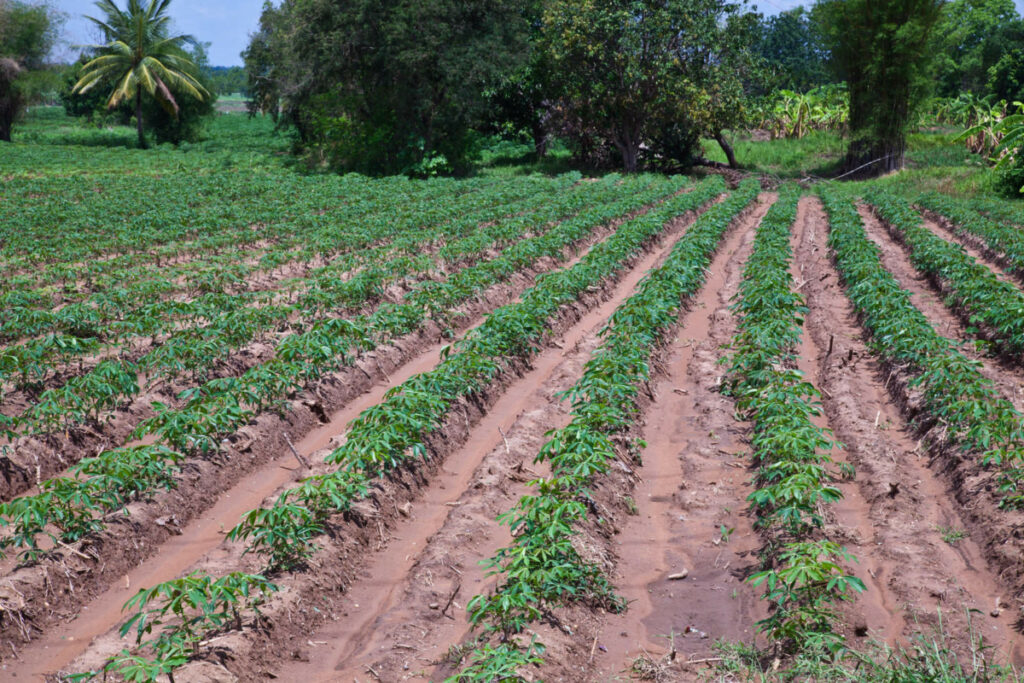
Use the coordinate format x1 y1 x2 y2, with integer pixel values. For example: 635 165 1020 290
820 187 1024 507
913 191 1024 281
0 173 500 340
726 187 864 658
864 189 1024 359
0 176 685 565
451 180 762 681
0 173 578 400
1 172 520 306
4 173 598 443
228 176 725 571
71 177 725 682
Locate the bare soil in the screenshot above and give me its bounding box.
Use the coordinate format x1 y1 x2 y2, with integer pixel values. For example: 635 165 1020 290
5 191 1024 683
1 193 705 680
798 198 1022 664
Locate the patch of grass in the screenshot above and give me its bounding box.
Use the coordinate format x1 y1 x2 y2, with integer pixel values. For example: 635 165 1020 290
13 106 290 159
476 138 591 178
709 608 1020 682
701 129 845 179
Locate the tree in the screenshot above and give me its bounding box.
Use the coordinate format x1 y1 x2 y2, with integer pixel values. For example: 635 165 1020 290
244 0 530 175
988 48 1024 103
139 40 215 144
71 0 209 149
540 0 759 172
207 65 247 96
754 7 831 93
0 0 61 142
931 0 1023 98
817 0 944 177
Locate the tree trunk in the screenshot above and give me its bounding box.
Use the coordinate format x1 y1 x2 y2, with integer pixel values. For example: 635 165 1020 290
0 110 11 142
621 144 638 172
135 90 147 149
841 140 905 178
714 130 738 169
532 124 548 159
612 120 643 173
0 58 22 143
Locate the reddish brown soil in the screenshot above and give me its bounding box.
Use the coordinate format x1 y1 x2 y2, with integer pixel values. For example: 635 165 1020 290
591 196 777 682
8 191 1024 683
0 202 644 676
2 195 707 681
867 205 1024 382
859 205 1024 414
920 207 1024 288
0 239 499 503
50 200 714 682
271 209 688 683
797 198 1023 664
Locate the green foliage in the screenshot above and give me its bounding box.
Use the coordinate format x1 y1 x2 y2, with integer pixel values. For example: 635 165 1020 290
754 85 848 140
71 0 211 148
539 0 759 171
987 48 1024 104
139 41 216 144
206 65 246 96
0 1 58 67
60 55 130 123
0 0 62 141
817 0 944 175
243 0 529 175
753 7 831 93
106 572 276 677
931 0 1024 100
70 572 278 679
714 608 1021 681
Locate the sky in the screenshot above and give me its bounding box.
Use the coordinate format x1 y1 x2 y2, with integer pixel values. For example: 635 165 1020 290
48 0 1024 67
52 0 265 66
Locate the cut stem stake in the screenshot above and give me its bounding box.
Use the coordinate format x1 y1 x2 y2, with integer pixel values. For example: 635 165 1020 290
284 433 310 469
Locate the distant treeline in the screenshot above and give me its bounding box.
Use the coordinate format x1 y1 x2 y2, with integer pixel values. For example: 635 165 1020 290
206 66 247 96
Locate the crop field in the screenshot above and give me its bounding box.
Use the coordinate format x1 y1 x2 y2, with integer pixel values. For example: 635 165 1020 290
2 113 1024 683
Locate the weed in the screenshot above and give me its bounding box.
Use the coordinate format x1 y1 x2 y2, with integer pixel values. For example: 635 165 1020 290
936 525 968 544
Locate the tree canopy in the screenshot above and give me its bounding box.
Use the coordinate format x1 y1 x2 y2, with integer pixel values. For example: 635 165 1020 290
245 0 530 175
0 0 61 141
539 0 758 171
753 7 831 94
817 0 944 176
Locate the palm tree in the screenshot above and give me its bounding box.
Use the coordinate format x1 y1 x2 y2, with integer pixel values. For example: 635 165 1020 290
72 0 208 148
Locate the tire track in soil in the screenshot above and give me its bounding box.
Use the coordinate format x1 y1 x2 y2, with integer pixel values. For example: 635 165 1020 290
50 200 718 682
5 197 679 679
809 199 1024 665
273 209 687 683
592 195 776 682
859 205 1024 412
